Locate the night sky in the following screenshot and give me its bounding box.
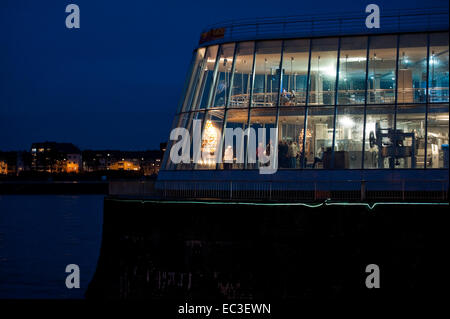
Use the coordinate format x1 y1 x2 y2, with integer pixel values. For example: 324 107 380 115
1 0 447 151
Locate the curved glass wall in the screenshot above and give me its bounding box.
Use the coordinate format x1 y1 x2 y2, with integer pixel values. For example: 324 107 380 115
278 107 306 169
247 108 277 169
191 45 219 111
364 104 395 168
251 41 282 107
164 31 449 171
427 103 449 168
180 48 206 113
229 42 254 108
334 105 365 169
367 35 397 104
196 109 224 169
429 33 449 102
308 38 339 106
397 33 428 104
219 109 249 169
212 44 235 108
338 36 368 105
280 39 310 106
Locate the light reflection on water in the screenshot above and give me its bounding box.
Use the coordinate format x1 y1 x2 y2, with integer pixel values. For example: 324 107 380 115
0 195 103 299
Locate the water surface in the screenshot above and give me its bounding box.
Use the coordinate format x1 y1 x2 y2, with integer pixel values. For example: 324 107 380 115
0 195 103 298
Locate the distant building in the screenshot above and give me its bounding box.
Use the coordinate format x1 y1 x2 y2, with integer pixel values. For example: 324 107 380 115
66 152 82 173
0 159 7 175
82 147 165 176
108 159 140 171
16 151 32 174
31 142 82 173
0 151 23 176
139 150 164 176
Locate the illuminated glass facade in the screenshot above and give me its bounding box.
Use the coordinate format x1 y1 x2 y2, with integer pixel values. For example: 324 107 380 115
162 31 449 172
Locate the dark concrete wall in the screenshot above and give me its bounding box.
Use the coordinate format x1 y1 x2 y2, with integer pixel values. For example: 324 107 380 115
86 199 447 300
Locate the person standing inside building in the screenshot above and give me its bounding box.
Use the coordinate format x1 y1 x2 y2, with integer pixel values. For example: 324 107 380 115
288 141 298 168
313 146 324 168
279 140 289 168
257 142 265 167
224 145 233 169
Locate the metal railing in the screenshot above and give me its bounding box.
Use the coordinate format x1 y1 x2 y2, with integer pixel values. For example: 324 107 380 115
223 88 449 108
199 8 449 46
109 179 448 202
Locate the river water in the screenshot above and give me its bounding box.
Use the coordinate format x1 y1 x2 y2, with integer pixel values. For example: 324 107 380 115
0 195 104 299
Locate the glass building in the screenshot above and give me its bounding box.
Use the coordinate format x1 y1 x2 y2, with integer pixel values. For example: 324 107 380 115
158 9 449 197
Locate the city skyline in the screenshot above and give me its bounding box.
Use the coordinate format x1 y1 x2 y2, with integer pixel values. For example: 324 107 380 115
0 140 166 176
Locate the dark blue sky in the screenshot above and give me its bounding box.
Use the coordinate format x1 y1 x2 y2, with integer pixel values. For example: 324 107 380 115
0 0 447 150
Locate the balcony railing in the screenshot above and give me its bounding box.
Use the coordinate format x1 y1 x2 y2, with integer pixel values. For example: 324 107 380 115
109 179 449 202
199 8 449 46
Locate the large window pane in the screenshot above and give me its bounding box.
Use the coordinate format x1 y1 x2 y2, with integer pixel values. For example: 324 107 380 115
196 110 224 169
429 32 449 103
426 104 449 168
219 109 249 169
367 35 397 104
338 37 367 105
247 109 277 169
334 106 364 168
251 41 282 107
175 111 205 170
191 45 219 110
280 39 310 106
308 38 339 106
304 106 334 168
278 107 306 169
396 104 426 168
229 42 255 108
212 44 235 108
180 48 206 112
364 105 395 168
397 34 428 104
166 113 193 170
162 115 182 170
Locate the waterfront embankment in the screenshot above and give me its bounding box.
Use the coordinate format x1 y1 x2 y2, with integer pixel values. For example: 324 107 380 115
86 198 448 299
